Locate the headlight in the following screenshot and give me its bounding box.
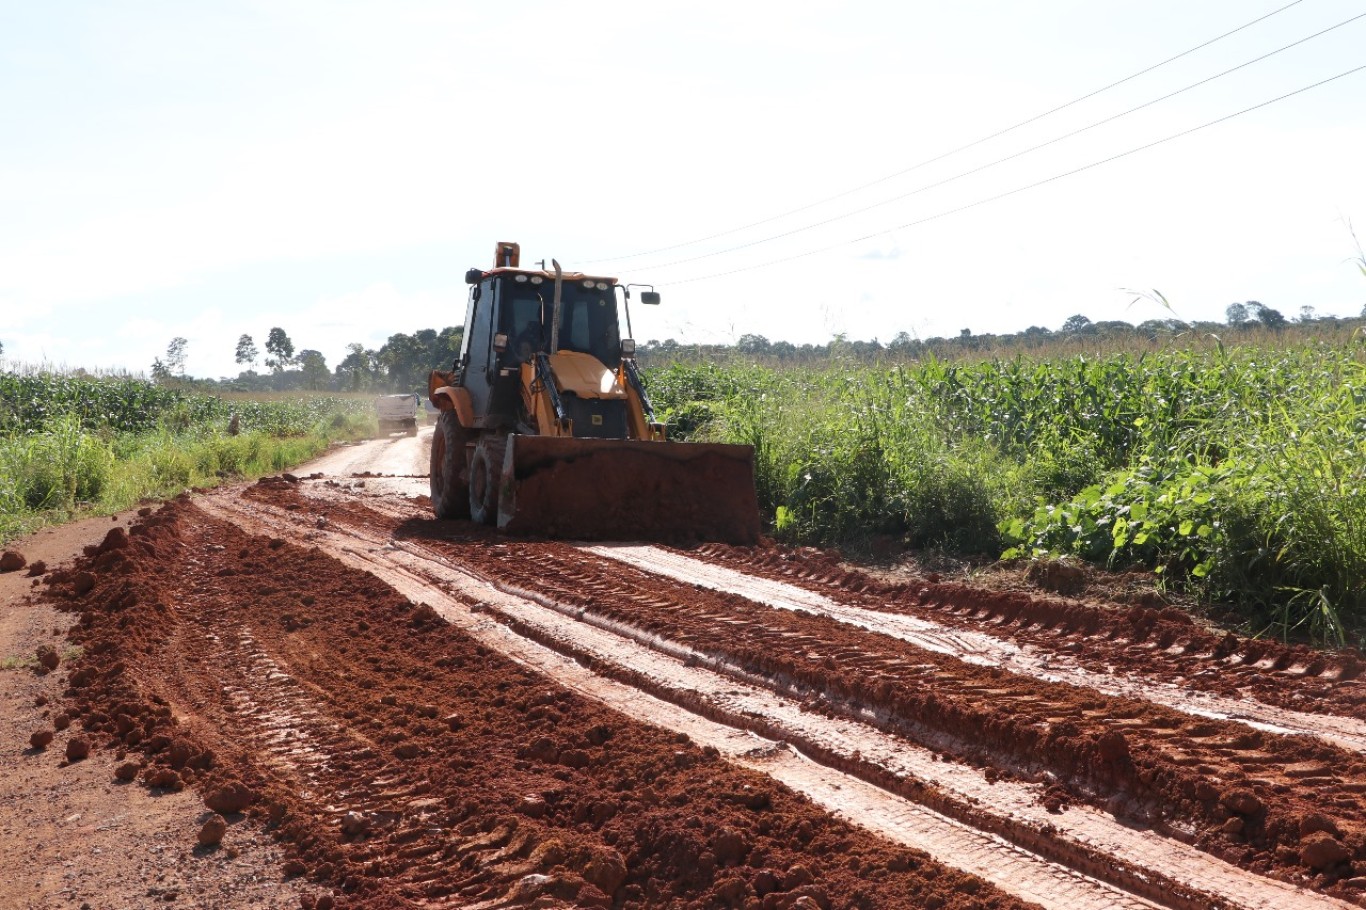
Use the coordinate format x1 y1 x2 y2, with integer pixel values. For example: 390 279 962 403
493 333 508 353
514 274 528 283
530 275 544 285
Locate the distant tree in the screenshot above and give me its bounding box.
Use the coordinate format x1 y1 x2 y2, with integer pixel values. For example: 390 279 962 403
298 349 329 390
235 334 258 367
336 342 377 391
164 337 188 377
264 328 295 373
1255 305 1288 330
1091 320 1134 336
1225 302 1249 326
0 340 5 356
376 326 464 391
150 358 170 384
1298 305 1316 324
1060 314 1094 335
736 334 771 354
1136 319 1176 341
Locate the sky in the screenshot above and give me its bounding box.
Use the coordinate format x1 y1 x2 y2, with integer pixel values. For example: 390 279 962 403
2 0 1364 378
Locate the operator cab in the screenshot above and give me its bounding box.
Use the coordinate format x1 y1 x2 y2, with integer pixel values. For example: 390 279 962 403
499 274 621 367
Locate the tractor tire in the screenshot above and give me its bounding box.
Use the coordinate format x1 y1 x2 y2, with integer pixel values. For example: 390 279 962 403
468 435 507 526
430 411 471 520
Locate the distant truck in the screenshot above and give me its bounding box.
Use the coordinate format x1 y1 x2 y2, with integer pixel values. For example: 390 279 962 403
375 393 419 436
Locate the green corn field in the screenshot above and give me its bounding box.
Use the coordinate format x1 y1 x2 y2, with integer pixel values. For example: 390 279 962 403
645 343 1366 645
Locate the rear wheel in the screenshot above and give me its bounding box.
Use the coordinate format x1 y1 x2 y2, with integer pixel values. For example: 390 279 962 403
430 411 470 519
469 435 508 526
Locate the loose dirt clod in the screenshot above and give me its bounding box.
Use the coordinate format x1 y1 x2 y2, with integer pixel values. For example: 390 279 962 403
197 814 228 846
35 645 60 672
70 571 96 596
146 768 183 790
1220 788 1265 817
204 780 256 814
339 811 369 837
114 761 140 781
1301 832 1351 870
0 550 27 572
1025 557 1086 594
65 736 90 761
29 730 54 750
97 527 129 552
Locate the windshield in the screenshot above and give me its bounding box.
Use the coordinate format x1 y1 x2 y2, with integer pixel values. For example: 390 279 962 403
501 279 620 366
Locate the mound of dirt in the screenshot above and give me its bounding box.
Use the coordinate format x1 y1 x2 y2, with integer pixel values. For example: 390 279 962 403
40 498 1034 910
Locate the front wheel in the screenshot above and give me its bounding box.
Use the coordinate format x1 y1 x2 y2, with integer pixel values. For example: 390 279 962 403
430 411 470 519
469 436 508 526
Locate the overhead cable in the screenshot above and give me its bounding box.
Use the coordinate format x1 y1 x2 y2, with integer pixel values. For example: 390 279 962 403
576 0 1307 266
629 10 1366 274
662 62 1366 286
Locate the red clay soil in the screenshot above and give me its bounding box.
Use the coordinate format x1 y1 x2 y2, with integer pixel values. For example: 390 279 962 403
682 543 1366 717
241 485 1366 902
39 497 1036 910
409 535 1366 894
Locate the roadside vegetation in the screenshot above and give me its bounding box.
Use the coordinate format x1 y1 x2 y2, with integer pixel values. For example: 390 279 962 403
7 300 1364 644
646 340 1366 646
0 368 374 543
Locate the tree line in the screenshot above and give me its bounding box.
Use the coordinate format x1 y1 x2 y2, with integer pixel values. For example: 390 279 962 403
149 326 464 393
142 299 1364 389
652 301 1365 364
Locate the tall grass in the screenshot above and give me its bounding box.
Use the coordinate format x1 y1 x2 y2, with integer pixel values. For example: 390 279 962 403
0 370 376 544
646 343 1366 644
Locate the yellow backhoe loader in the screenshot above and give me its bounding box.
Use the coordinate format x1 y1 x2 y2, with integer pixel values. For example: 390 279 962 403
427 242 760 543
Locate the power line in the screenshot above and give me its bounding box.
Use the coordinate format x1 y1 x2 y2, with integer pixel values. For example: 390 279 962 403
577 0 1307 267
662 62 1366 286
629 10 1366 274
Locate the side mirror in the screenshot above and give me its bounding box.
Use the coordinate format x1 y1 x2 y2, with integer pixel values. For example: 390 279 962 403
621 339 636 357
465 268 483 285
640 291 661 306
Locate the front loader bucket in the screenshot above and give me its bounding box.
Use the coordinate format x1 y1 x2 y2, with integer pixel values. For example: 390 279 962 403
497 435 761 544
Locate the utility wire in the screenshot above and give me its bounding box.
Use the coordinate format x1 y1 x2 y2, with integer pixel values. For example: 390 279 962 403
662 62 1366 286
577 0 1307 266
628 10 1366 274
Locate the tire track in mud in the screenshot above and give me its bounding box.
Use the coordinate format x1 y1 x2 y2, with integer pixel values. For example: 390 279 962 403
585 544 1366 754
219 487 1363 910
105 528 580 903
202 496 1180 910
61 501 1058 910
680 544 1366 718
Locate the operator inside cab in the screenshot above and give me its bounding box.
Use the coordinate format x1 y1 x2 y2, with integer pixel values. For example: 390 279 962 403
503 281 621 368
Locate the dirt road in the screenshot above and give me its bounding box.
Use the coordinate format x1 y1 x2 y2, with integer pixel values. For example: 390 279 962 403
7 428 1366 909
